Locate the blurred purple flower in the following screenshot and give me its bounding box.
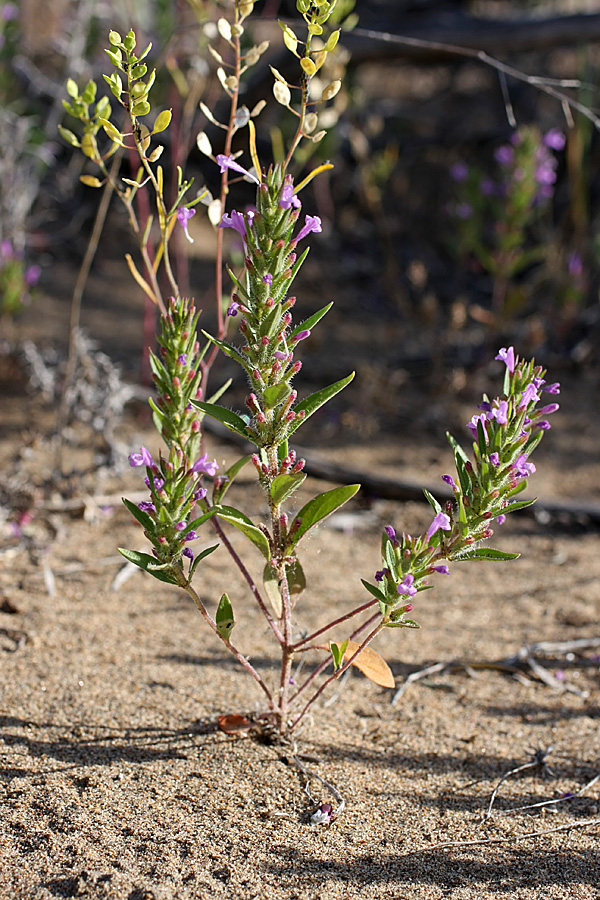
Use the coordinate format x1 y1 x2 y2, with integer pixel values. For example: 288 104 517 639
544 129 565 151
494 145 514 165
216 154 260 184
24 265 41 286
176 207 196 243
568 253 582 277
219 209 248 238
450 162 468 182
455 203 472 220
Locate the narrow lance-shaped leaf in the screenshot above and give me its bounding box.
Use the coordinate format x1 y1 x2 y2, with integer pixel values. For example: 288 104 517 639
216 506 271 560
288 372 355 435
191 401 250 441
122 497 155 533
287 484 360 548
453 547 520 562
189 544 219 580
289 302 332 339
117 548 179 584
270 472 306 506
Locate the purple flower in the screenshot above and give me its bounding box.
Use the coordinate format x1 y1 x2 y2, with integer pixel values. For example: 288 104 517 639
145 476 164 491
494 145 514 165
538 403 559 416
191 453 218 476
273 350 288 361
24 265 41 286
291 329 311 343
177 354 187 364
536 163 557 186
262 273 273 286
397 573 417 598
426 512 451 542
489 452 500 466
375 568 389 582
227 301 240 317
466 414 489 439
544 129 565 151
495 346 515 373
492 400 508 425
450 162 468 182
513 454 536 478
129 446 154 467
534 420 552 430
280 183 301 209
432 565 450 575
175 521 187 531
216 154 260 184
138 501 156 513
0 239 13 258
184 531 198 542
183 547 194 560
543 382 560 394
442 475 458 490
518 383 540 409
296 215 322 242
176 206 196 243
219 209 248 238
384 525 397 542
480 178 496 196
496 514 506 525
193 487 207 501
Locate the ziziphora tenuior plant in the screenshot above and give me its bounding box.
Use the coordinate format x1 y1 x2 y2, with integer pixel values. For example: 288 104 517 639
61 2 559 740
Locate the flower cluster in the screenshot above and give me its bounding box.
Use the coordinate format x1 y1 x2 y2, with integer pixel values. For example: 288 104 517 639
124 296 218 573
365 347 559 628
208 156 323 457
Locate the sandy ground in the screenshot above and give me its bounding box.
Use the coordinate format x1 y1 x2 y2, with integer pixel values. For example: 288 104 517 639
1 372 600 900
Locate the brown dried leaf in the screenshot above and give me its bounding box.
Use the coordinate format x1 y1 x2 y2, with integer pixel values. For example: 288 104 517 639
218 714 253 735
343 640 395 688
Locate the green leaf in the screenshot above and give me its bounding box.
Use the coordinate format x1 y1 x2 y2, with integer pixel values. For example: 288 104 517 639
263 382 291 409
423 489 442 515
189 543 219 579
500 498 536 515
190 401 250 440
216 506 271 560
123 29 137 52
122 497 155 533
66 78 79 98
185 508 218 533
271 472 306 506
289 302 332 339
216 592 235 640
201 330 250 371
455 547 520 561
212 455 252 504
287 484 360 547
117 548 179 584
288 372 354 435
361 578 388 605
330 638 349 671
